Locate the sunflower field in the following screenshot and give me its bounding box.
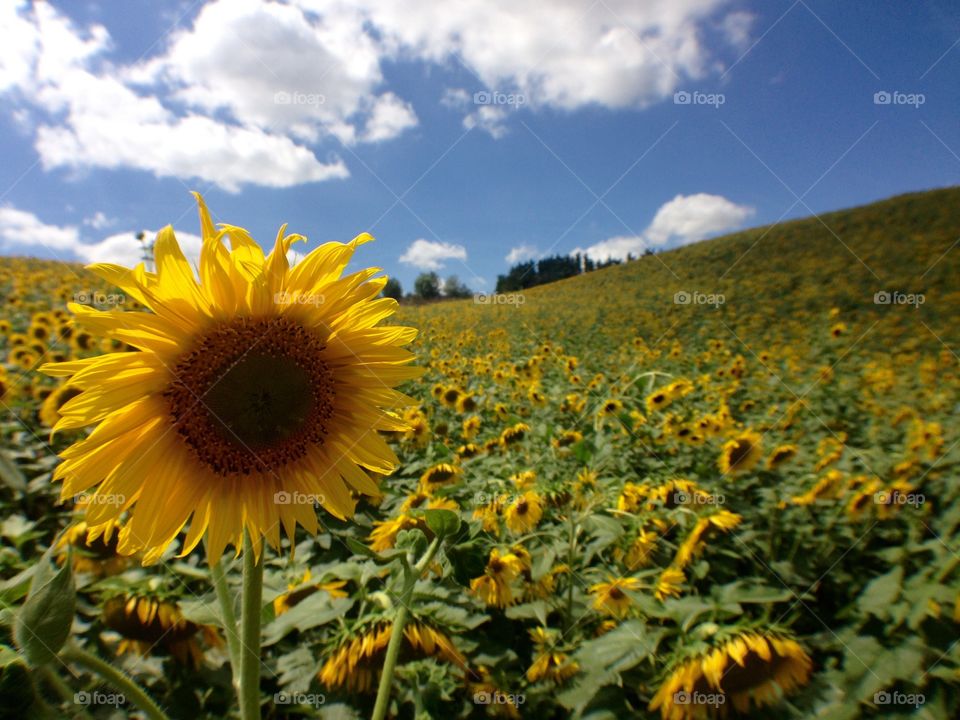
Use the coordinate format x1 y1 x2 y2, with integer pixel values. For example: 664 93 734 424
0 187 958 719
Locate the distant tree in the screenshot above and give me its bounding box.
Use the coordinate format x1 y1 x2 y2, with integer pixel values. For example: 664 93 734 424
382 277 403 300
414 271 441 300
443 274 472 298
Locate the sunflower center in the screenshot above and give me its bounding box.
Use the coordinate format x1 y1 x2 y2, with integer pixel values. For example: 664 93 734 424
164 316 334 476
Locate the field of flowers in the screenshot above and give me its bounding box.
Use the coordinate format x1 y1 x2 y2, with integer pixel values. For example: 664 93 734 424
1 187 958 719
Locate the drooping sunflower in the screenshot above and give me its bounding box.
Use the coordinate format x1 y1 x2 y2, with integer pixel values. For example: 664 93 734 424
718 430 763 475
504 490 544 534
766 443 798 470
527 627 579 683
38 382 82 428
318 621 467 693
272 569 348 616
55 519 131 577
41 194 420 564
648 631 812 719
589 576 641 618
470 548 525 608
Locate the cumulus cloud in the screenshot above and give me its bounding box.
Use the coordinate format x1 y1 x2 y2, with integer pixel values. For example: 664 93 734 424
505 244 541 264
575 193 754 261
399 238 467 271
83 211 113 229
0 205 201 267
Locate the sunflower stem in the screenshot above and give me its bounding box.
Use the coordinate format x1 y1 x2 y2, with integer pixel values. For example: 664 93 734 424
37 664 94 720
60 642 170 720
211 560 242 678
239 533 264 720
371 535 441 720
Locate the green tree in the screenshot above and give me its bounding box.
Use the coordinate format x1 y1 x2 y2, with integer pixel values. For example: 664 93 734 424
414 272 441 300
382 277 403 300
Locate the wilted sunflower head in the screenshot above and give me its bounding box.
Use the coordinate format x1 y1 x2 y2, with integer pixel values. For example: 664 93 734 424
718 430 763 475
41 193 421 564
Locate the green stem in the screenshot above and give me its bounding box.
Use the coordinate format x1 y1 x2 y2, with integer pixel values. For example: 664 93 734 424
37 665 94 720
371 536 442 720
239 533 264 720
60 643 170 720
211 560 241 675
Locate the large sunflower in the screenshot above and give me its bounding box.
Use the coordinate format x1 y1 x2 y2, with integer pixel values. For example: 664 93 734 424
41 194 420 564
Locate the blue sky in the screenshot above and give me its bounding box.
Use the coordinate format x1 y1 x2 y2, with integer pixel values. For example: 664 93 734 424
0 0 958 292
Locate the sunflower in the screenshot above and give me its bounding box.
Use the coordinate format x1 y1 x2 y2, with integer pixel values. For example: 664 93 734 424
623 528 658 569
41 194 420 564
504 491 543 534
55 519 131 576
455 442 482 461
766 444 798 470
655 567 685 601
102 594 222 668
645 389 672 413
461 414 481 439
272 569 348 616
673 511 742 568
718 430 763 475
648 631 812 719
552 429 583 449
368 496 458 551
39 383 83 428
319 621 467 693
527 628 579 683
419 462 461 489
470 548 525 607
499 422 530 448
589 576 641 618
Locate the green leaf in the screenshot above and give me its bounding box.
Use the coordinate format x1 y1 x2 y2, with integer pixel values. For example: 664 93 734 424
0 451 26 493
13 549 75 666
422 508 461 538
858 566 903 620
262 595 354 646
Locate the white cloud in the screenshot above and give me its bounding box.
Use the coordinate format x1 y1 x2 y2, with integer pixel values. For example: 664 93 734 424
720 10 754 50
505 244 540 264
83 211 113 229
463 105 509 139
575 193 753 261
399 238 467 271
362 92 418 143
0 205 201 267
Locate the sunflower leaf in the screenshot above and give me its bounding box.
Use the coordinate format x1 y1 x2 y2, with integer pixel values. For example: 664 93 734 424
13 547 75 666
422 508 461 539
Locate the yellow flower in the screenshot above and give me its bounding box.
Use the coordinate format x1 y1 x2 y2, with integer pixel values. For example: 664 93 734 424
589 576 641 618
42 194 420 564
655 567 685 601
648 631 812 719
38 382 82 428
419 463 461 489
470 549 525 607
718 430 763 474
273 569 348 616
505 491 544 534
499 422 530 447
766 443 798 470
